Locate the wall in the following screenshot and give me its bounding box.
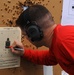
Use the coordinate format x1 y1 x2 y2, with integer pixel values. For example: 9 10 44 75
0 0 63 75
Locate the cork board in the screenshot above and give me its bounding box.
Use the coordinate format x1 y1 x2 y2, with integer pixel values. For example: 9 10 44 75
0 0 63 75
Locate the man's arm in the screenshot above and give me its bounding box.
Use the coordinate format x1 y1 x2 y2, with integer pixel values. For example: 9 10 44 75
10 41 57 65
23 49 58 65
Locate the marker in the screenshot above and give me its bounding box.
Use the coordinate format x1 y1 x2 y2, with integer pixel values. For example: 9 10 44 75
13 47 23 51
9 46 23 51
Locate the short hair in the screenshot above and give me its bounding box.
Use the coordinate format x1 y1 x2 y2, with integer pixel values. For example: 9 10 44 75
16 5 54 29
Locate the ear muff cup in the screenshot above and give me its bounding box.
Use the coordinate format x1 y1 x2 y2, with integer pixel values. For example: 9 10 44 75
25 24 43 42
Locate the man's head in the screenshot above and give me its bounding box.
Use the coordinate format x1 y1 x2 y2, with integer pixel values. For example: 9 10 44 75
16 5 55 47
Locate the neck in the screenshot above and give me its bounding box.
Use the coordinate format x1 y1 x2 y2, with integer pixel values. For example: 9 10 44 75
44 24 57 48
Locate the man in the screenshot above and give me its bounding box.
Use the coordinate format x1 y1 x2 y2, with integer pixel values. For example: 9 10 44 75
10 5 74 75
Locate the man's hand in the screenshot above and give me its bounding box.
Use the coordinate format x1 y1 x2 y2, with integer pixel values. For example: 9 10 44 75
10 40 24 56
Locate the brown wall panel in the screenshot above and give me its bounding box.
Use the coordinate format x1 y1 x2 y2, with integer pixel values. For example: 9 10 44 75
0 0 63 75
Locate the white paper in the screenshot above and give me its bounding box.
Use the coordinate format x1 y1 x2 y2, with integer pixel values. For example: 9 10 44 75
0 27 21 69
61 0 74 25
